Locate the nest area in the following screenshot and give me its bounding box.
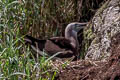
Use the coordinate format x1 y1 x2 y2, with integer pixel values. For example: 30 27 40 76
55 33 120 80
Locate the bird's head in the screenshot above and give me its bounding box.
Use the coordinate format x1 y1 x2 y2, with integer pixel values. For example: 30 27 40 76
65 22 87 48
65 22 87 38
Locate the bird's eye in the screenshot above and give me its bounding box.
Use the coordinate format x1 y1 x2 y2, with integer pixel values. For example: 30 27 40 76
74 24 78 29
75 24 77 27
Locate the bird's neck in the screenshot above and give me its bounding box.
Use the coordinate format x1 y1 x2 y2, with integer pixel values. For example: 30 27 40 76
65 29 78 49
65 29 70 39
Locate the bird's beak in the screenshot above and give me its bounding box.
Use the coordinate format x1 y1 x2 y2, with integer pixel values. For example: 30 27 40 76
74 22 87 32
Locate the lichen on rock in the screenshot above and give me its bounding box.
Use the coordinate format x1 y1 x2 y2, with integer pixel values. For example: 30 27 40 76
84 0 120 60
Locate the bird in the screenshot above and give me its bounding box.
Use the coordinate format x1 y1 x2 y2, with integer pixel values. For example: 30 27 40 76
24 22 87 60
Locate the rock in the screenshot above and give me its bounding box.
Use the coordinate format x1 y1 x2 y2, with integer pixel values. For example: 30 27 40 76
84 0 120 60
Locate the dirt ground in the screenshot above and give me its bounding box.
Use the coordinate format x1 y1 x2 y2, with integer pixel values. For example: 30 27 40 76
55 33 120 80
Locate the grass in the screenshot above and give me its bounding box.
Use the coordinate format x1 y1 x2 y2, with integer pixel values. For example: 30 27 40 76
0 0 105 79
0 32 59 80
0 28 58 80
0 0 71 79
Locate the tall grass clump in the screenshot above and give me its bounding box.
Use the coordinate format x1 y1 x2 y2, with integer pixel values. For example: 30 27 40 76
0 0 57 79
0 27 57 79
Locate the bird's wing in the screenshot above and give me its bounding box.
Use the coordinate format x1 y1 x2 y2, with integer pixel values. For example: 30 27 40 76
49 37 73 49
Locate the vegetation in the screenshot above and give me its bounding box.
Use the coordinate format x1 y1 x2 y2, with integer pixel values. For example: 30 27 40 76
0 0 105 79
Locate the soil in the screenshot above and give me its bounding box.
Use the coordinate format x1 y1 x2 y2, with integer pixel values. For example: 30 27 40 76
55 33 120 80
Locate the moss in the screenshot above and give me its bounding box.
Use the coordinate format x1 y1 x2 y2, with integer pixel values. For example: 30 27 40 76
95 0 110 17
79 23 95 59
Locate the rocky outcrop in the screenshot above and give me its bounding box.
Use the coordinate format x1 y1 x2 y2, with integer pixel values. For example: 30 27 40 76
84 0 120 60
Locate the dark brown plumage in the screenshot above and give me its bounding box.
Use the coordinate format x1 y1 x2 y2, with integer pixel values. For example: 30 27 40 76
25 35 76 58
24 22 87 59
